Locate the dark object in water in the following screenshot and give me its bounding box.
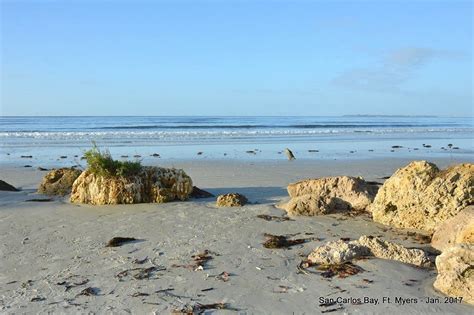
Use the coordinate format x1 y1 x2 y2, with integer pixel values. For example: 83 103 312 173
391 145 403 149
21 155 33 158
190 186 214 198
60 156 67 159
24 165 32 168
121 155 129 158
197 151 203 155
317 262 363 278
0 180 19 191
106 237 139 247
37 167 49 171
150 153 160 157
257 214 293 222
25 198 53 202
133 155 141 158
263 233 308 249
308 149 319 152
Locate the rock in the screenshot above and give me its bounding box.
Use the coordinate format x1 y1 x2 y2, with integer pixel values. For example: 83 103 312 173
431 206 474 252
0 180 19 191
308 239 370 265
190 186 214 199
308 236 431 267
357 235 431 267
279 176 378 216
216 193 248 207
433 244 474 304
70 166 193 205
369 161 474 232
38 168 82 196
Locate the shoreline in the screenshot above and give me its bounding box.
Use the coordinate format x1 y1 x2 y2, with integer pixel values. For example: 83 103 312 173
1 157 473 313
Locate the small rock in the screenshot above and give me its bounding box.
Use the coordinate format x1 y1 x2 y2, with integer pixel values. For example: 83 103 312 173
0 180 19 191
216 193 248 207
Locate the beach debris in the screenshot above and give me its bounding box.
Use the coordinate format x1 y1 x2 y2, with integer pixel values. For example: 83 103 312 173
431 206 473 252
285 148 295 160
369 161 474 232
263 233 310 249
77 287 99 297
434 244 473 304
25 198 53 202
37 167 49 171
190 186 214 198
21 155 33 158
215 271 230 282
172 250 214 270
317 262 364 279
321 306 345 313
116 266 165 280
131 292 149 297
57 277 89 292
278 176 378 216
38 168 82 196
172 302 235 314
71 166 193 205
256 214 293 222
0 180 19 191
308 235 431 267
132 256 148 264
30 296 46 302
216 193 248 207
106 237 139 247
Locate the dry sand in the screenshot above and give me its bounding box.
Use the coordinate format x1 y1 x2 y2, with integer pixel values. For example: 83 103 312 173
0 158 473 314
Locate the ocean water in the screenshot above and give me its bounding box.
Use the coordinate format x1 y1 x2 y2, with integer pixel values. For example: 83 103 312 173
0 116 473 166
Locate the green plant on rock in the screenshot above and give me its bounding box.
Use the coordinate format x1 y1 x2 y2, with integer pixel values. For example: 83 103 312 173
83 143 142 177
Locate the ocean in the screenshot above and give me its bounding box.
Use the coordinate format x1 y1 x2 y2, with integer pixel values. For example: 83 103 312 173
0 116 473 166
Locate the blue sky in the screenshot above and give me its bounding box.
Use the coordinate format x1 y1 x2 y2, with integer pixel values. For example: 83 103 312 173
1 0 472 116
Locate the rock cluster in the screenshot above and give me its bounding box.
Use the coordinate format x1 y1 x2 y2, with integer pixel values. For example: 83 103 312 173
216 193 248 207
431 206 474 252
279 176 378 216
308 235 431 267
70 166 193 205
433 244 474 304
38 168 82 196
369 161 473 232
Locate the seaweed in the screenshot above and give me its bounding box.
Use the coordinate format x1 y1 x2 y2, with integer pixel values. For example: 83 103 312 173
257 214 293 222
316 262 364 278
262 233 310 249
106 237 139 247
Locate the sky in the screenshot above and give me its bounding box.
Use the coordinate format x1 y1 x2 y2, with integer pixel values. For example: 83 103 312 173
0 0 472 116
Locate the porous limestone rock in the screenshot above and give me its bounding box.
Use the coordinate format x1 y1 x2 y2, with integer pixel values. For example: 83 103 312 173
431 206 474 252
0 180 19 191
216 193 248 207
308 235 431 267
279 176 378 216
308 239 370 265
38 168 82 196
369 161 474 232
70 166 193 205
434 244 474 304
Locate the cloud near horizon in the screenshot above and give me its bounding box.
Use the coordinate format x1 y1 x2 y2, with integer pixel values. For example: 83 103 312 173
332 47 467 93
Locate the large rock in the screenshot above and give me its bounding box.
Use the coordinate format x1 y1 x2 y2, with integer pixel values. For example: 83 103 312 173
70 166 193 205
38 168 82 196
308 235 431 267
433 244 474 304
279 176 378 216
0 180 19 191
431 206 474 252
216 193 248 207
369 161 474 232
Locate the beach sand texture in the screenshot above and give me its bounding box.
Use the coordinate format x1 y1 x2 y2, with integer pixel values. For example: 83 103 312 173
1 158 473 314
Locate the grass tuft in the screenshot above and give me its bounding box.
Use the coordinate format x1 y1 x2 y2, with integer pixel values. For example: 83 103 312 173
84 143 142 177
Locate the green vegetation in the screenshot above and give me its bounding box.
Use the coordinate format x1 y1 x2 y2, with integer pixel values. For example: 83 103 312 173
84 144 142 177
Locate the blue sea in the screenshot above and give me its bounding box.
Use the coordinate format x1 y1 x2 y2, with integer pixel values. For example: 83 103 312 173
0 116 473 166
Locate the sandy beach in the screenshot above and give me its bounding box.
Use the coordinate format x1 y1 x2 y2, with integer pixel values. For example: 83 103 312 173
1 157 473 314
